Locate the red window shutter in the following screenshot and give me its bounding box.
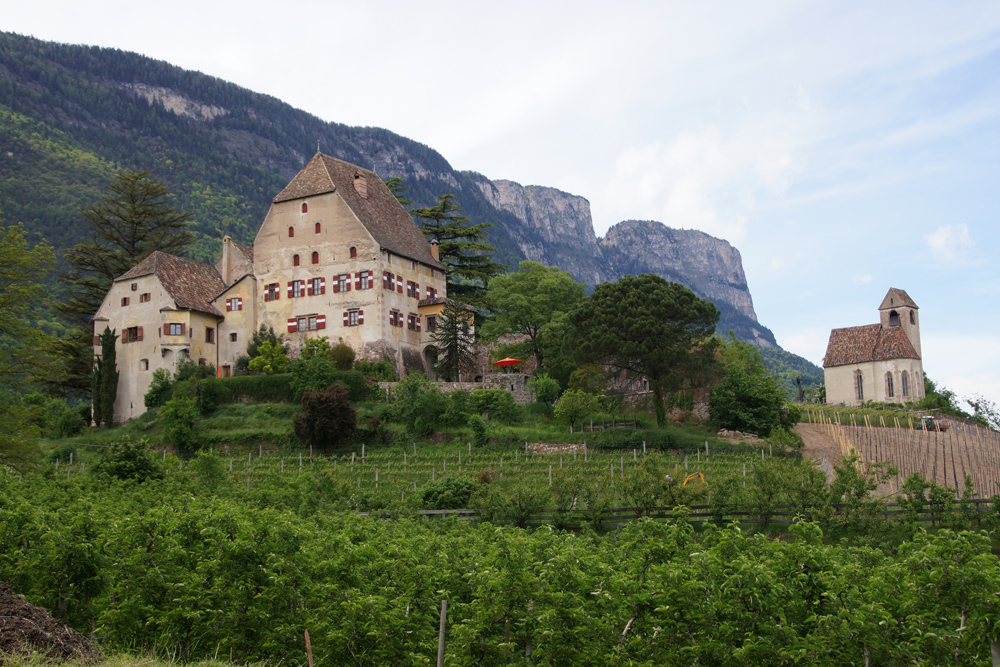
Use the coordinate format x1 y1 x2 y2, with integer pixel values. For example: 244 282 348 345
383 271 388 289
416 316 421 332
333 279 339 294
287 317 298 333
312 251 319 265
368 270 373 283
307 281 313 296
293 254 300 267
343 311 349 327
181 323 186 335
414 283 419 298
287 283 293 298
358 309 364 325
93 335 100 346
226 299 232 312
158 327 161 337
316 315 326 330
137 326 143 341
345 277 351 292
320 278 326 294
238 298 242 310
264 290 269 302
289 226 295 238
355 272 360 290
397 276 403 293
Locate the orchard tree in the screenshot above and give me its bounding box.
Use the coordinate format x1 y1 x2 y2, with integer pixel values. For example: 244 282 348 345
482 261 586 370
570 275 720 425
411 194 506 303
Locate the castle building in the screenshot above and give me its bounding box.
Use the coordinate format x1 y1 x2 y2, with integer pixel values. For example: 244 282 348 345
822 288 925 406
92 154 449 422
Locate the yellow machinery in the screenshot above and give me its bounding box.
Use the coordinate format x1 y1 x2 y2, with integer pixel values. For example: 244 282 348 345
682 472 706 490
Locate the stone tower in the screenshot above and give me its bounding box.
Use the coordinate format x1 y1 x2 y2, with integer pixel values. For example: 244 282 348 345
878 287 920 358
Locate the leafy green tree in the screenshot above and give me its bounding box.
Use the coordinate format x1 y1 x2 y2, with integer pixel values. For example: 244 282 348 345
159 396 200 456
94 436 165 482
246 324 285 359
0 402 42 472
97 326 119 426
248 340 290 374
430 299 475 381
570 275 720 425
143 368 174 409
290 353 337 401
482 261 586 368
57 170 193 392
553 389 600 430
328 341 355 370
709 335 791 436
470 387 522 424
528 373 560 415
410 194 506 303
293 383 357 451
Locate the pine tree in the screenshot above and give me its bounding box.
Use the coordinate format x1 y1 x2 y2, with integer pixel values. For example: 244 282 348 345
430 299 476 382
98 327 119 426
410 194 506 304
384 177 412 207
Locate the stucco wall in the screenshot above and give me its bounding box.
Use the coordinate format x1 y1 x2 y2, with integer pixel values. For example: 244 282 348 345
824 359 924 407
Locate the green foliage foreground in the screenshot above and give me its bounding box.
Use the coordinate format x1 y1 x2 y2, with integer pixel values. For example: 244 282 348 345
2 467 999 666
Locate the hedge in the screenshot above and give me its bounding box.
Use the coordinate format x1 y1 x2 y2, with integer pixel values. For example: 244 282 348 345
218 374 294 403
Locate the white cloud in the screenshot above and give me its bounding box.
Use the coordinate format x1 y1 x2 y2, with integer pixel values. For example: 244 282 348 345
853 274 873 283
779 328 829 367
925 223 973 262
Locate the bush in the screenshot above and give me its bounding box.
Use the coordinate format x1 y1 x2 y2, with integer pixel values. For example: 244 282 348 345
293 383 357 450
248 340 290 374
421 476 478 509
144 368 174 409
94 436 164 482
47 443 78 464
218 374 294 403
329 342 356 370
468 415 488 448
709 365 789 437
470 388 522 424
553 389 600 430
159 397 201 456
356 357 396 382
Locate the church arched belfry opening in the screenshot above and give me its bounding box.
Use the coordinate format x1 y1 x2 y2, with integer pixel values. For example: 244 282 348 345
889 310 900 327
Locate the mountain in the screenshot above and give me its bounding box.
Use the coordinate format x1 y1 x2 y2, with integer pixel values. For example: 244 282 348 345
0 31 822 386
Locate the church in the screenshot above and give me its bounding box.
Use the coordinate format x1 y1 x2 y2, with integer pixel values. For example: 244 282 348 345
822 288 925 406
92 154 449 422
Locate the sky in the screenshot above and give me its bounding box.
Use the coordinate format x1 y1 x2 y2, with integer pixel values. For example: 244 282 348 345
4 1 1000 407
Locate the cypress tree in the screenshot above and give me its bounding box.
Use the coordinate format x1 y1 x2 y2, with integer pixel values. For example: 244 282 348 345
98 327 119 426
91 360 103 427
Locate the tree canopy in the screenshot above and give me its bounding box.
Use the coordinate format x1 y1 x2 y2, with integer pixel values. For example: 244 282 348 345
410 194 506 303
570 275 720 424
430 299 476 382
709 334 795 436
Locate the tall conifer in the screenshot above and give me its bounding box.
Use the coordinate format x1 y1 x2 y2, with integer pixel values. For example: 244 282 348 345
98 327 119 427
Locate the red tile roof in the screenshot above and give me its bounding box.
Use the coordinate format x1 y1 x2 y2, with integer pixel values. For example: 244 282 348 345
272 153 446 271
117 251 226 316
823 324 919 367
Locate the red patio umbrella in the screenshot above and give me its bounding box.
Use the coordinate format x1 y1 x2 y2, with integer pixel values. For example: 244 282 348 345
492 357 523 367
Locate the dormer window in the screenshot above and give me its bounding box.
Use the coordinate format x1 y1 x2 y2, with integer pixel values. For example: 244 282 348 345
350 246 358 259
288 226 295 238
301 202 308 214
315 222 321 234
293 254 300 267
353 173 368 198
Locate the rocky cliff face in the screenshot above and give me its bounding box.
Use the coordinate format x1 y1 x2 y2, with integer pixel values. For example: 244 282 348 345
479 180 777 347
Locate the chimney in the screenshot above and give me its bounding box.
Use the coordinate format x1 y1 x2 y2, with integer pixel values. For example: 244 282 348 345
430 239 439 261
220 236 231 284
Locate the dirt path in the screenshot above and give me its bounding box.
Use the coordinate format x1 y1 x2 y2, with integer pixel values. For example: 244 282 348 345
795 423 843 474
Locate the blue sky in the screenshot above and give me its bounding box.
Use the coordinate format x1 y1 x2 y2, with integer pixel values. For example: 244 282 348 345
5 1 1000 405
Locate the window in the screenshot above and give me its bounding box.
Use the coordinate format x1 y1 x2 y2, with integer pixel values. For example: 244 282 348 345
407 280 420 298
309 277 325 295
855 371 864 402
288 314 326 332
902 371 910 397
889 310 900 327
407 313 421 331
312 251 319 265
910 311 915 325
358 270 372 290
344 310 360 327
140 292 151 303
206 327 215 344
121 296 130 306
289 280 306 298
886 372 894 398
131 283 138 291
226 297 243 311
389 309 403 328
334 274 350 293
198 358 206 366
427 315 437 332
383 271 394 290
221 365 232 378
350 246 358 259
288 226 295 238
140 359 149 371
167 323 184 336
302 202 308 214
315 222 321 234
230 332 238 342
264 283 280 301
124 326 142 343
425 285 438 299
293 254 300 267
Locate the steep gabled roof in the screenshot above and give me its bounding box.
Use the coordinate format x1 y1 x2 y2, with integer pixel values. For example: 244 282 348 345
117 251 226 316
231 239 254 264
879 287 918 310
272 153 446 271
823 324 919 368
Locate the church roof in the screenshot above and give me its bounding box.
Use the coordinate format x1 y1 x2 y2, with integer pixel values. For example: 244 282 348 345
117 251 226 316
272 153 446 271
879 287 918 310
823 324 920 368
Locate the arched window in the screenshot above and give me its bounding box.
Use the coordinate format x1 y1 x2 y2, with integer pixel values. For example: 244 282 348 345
350 246 358 259
311 251 319 265
886 372 894 398
293 254 300 267
288 226 295 238
315 222 321 234
855 371 864 402
889 310 900 327
909 311 915 325
902 371 910 397
301 202 308 213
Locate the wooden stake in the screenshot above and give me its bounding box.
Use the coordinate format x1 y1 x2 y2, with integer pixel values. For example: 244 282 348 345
437 600 448 667
305 629 314 667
